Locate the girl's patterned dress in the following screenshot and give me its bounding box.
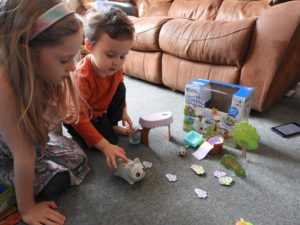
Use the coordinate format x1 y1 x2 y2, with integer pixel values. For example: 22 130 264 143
0 132 90 195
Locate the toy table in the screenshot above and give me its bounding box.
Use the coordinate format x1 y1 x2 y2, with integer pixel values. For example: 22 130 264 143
139 111 173 147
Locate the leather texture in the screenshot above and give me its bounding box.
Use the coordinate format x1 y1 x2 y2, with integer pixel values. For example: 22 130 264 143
129 16 172 51
159 18 256 67
168 0 223 20
124 0 300 111
140 0 174 17
123 50 163 84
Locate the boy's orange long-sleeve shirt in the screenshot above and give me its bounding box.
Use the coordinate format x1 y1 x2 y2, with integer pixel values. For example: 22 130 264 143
72 55 124 147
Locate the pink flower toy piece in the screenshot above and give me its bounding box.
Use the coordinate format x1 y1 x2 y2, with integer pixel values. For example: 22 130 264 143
139 111 173 146
214 170 227 178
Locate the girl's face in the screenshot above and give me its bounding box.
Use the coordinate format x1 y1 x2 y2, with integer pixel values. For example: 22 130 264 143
88 33 132 77
33 30 83 84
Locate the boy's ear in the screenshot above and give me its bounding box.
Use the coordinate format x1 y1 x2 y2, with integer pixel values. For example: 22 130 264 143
84 38 93 53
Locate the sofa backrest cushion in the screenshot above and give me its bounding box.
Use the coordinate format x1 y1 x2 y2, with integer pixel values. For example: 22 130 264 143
168 0 223 20
140 0 173 17
159 18 256 67
130 16 172 51
215 0 269 21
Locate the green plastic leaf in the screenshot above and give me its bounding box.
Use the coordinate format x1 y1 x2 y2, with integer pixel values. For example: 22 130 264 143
220 154 246 178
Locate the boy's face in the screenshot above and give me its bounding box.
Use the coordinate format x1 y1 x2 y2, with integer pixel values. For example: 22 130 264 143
88 33 132 77
32 30 83 84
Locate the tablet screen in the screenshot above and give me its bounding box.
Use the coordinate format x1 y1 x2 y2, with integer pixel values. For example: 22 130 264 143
275 123 300 135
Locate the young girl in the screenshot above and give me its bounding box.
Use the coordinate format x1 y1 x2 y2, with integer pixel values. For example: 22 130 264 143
64 7 135 169
0 1 90 224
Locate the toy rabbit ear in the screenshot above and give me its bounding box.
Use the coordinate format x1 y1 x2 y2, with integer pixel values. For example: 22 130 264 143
134 158 141 163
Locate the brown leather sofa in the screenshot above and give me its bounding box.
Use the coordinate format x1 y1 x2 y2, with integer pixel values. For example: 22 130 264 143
123 0 300 112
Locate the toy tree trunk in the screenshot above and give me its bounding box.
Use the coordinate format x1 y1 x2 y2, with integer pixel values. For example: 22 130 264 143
242 144 247 159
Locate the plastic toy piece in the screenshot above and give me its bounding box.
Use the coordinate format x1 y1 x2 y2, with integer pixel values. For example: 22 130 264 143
183 131 203 148
139 111 173 146
114 158 145 185
206 135 224 155
194 188 208 199
218 176 234 186
232 121 260 159
178 146 186 156
236 218 253 225
142 161 152 169
190 164 205 175
129 125 141 145
165 173 177 182
220 154 246 178
214 171 226 178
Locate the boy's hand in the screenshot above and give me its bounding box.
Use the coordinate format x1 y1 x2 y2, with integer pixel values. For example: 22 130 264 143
22 201 66 225
121 108 133 128
101 143 128 169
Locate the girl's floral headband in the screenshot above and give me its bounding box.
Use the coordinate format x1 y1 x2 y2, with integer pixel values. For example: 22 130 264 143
29 3 74 41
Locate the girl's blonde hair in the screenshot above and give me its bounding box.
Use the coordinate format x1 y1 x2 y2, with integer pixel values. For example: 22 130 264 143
0 0 82 147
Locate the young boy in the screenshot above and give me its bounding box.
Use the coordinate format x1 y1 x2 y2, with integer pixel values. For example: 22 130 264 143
64 7 135 169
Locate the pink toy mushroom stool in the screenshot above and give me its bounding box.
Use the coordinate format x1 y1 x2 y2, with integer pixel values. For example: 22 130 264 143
139 111 173 147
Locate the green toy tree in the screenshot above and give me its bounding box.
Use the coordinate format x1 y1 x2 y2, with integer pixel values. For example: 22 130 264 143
232 121 260 159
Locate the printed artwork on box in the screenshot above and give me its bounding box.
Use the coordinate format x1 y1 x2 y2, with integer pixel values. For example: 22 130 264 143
183 79 254 142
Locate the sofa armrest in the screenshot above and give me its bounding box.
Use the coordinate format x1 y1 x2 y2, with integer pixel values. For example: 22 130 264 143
240 1 300 111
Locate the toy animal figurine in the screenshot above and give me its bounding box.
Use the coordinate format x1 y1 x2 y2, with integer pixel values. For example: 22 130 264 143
178 146 186 156
114 158 145 185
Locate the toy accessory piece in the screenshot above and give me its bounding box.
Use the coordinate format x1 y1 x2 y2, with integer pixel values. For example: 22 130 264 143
183 131 203 148
192 141 213 160
178 146 186 156
214 171 227 178
114 158 145 185
165 173 177 182
232 121 260 159
218 176 234 186
220 155 246 178
129 125 141 145
236 218 253 225
194 188 208 199
139 111 173 146
190 164 205 175
206 135 224 155
142 161 152 169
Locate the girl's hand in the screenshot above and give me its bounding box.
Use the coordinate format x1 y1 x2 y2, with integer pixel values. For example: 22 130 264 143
121 108 133 128
101 143 128 169
22 201 66 225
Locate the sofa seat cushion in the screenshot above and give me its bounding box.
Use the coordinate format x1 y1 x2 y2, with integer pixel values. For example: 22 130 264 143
129 16 172 51
159 18 256 67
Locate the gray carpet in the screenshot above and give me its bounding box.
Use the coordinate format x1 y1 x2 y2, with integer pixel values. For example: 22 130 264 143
24 77 300 225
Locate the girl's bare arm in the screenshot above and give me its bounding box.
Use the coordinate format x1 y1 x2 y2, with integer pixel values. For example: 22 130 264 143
0 68 35 213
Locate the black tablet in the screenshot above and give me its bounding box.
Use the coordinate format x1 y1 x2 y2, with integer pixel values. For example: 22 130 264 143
271 122 300 138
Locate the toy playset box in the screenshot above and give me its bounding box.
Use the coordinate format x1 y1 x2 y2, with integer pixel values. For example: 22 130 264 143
183 79 254 139
0 181 16 218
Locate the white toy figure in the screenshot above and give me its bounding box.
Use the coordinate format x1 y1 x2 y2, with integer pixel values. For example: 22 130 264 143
114 158 145 185
178 146 186 156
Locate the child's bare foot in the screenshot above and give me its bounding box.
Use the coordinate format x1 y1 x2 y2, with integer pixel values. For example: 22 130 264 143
113 125 135 136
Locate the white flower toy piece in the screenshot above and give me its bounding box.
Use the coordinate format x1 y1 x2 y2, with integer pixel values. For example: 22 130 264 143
194 188 208 199
165 173 177 182
218 176 234 186
114 158 145 185
190 164 205 175
214 170 227 178
178 146 186 156
143 161 152 169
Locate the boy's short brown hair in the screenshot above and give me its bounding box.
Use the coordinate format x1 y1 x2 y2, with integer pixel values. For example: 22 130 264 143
84 7 135 46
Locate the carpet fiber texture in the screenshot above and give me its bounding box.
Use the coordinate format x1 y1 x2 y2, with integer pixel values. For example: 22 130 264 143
21 77 300 225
